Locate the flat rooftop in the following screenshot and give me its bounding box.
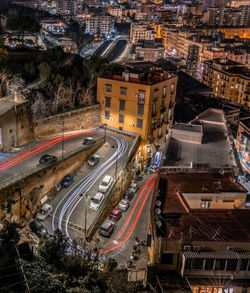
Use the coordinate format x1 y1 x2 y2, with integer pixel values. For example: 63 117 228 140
163 109 237 169
0 97 25 117
152 173 249 242
171 123 202 133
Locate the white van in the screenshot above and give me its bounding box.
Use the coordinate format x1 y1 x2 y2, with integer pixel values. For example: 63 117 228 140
99 175 113 193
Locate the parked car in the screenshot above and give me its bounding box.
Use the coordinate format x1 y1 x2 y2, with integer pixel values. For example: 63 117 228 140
118 199 130 212
99 175 113 193
109 209 122 221
36 204 53 221
130 182 139 193
88 154 100 166
54 183 62 192
98 220 115 237
83 137 95 145
148 164 159 173
90 193 104 211
39 155 57 164
135 175 143 181
61 174 74 187
123 188 135 201
29 220 47 237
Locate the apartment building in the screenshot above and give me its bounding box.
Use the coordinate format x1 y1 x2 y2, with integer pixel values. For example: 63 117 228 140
56 0 83 15
130 22 157 44
148 108 250 292
236 117 250 172
202 59 250 108
97 69 177 169
84 14 114 36
135 39 165 62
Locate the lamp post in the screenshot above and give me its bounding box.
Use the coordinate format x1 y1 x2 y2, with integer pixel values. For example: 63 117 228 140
104 123 107 143
115 144 118 179
79 192 88 241
58 120 64 159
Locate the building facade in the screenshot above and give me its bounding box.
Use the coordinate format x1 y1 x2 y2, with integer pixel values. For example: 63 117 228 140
97 70 177 169
130 22 157 44
85 15 114 36
236 118 250 173
202 59 250 108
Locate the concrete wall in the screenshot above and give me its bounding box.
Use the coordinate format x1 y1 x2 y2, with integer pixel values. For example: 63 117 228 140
33 104 101 138
0 139 104 222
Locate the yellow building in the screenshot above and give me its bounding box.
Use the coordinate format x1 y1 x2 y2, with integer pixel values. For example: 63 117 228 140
97 70 177 169
202 59 250 109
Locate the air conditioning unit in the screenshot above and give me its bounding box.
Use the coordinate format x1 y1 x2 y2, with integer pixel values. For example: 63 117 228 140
193 246 201 251
184 245 191 251
130 124 134 127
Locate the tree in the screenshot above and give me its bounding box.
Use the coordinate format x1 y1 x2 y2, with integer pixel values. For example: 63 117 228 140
38 62 51 81
6 15 40 33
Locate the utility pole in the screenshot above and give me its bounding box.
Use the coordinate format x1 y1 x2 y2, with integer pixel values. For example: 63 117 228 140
80 193 88 241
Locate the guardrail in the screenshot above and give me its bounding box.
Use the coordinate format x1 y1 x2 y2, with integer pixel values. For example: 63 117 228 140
87 134 140 240
0 136 105 191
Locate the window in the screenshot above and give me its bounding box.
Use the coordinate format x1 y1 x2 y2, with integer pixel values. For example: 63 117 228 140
200 201 210 208
205 259 214 270
152 103 156 117
119 100 125 112
240 259 249 271
105 97 111 108
119 114 124 124
137 118 143 129
153 89 158 101
138 91 145 104
105 111 110 120
185 258 192 270
138 104 144 116
226 259 238 271
192 258 203 270
120 87 127 95
160 252 174 265
170 83 175 94
106 84 112 92
162 86 166 98
215 259 226 270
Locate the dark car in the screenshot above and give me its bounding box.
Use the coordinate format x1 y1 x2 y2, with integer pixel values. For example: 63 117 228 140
109 209 122 221
39 155 57 164
123 188 135 201
88 154 100 166
98 220 115 237
29 220 47 237
61 174 74 187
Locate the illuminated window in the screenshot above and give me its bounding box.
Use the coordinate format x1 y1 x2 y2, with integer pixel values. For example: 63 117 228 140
105 111 110 120
200 201 210 208
119 100 125 112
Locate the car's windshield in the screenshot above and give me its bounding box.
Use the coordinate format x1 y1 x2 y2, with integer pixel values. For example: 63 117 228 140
121 200 127 205
90 157 95 161
39 209 46 215
101 180 109 186
92 198 100 204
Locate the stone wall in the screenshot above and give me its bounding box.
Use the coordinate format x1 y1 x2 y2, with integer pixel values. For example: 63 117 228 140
33 104 101 138
0 139 104 222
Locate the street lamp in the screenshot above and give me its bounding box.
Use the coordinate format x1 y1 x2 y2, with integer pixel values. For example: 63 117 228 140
103 123 107 143
58 120 64 159
79 192 88 241
115 144 118 179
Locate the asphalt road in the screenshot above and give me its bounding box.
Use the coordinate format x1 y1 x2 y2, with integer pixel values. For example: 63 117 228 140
0 130 103 183
106 40 127 62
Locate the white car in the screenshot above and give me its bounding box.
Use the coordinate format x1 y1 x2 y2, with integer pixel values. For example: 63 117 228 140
130 182 139 193
99 175 113 193
90 193 104 211
36 204 53 221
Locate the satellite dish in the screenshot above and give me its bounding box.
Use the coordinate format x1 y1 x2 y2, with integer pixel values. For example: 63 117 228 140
156 220 162 228
155 208 161 215
156 200 161 207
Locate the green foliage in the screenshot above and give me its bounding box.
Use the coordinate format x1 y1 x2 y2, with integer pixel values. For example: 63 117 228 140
6 15 41 33
38 229 69 268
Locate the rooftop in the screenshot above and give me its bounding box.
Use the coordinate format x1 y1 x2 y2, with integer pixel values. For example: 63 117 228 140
240 117 250 130
105 70 176 86
0 97 26 117
152 173 248 241
163 109 237 170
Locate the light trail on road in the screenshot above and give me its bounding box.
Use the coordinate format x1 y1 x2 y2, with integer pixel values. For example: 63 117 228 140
52 134 128 239
0 131 96 172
